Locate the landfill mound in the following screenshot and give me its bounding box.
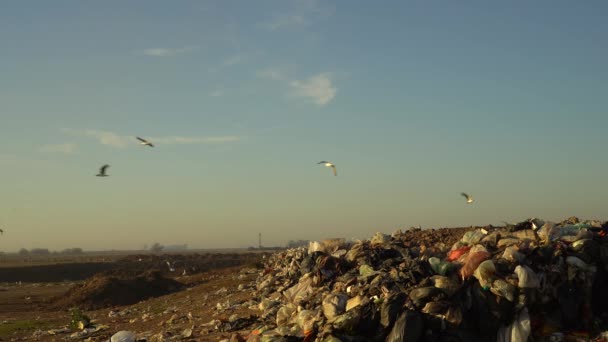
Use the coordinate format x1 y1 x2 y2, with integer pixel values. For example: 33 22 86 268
52 271 185 310
240 218 608 341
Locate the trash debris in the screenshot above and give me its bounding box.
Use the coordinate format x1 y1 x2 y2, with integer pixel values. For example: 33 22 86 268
111 330 137 342
244 217 608 340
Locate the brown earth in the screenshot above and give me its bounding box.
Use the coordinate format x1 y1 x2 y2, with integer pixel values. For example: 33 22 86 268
0 266 265 341
0 252 266 283
0 227 480 341
50 271 186 311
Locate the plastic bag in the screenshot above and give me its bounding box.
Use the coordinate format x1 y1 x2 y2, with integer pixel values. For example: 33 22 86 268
447 246 471 262
385 311 423 342
296 310 318 334
258 298 280 311
496 307 531 342
451 241 467 251
511 229 537 242
380 292 407 328
445 305 463 326
330 310 360 332
552 222 595 242
321 238 346 254
473 260 496 289
469 244 489 254
345 242 365 262
322 293 348 321
459 251 491 280
422 301 449 315
346 295 364 312
490 279 517 302
428 257 454 276
308 241 323 254
283 274 314 304
371 232 389 245
461 230 485 245
566 256 597 275
514 265 540 288
276 304 297 326
497 238 520 248
359 264 378 278
430 275 460 297
409 287 443 308
502 246 525 263
111 331 136 342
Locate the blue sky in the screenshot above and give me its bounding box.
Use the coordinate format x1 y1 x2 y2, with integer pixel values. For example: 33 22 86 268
1 0 607 251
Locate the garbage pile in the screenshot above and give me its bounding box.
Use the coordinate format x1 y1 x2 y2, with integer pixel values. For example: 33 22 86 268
245 217 608 341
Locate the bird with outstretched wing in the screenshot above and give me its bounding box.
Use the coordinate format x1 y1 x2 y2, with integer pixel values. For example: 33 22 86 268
96 164 110 177
461 192 474 204
136 137 154 147
318 161 337 176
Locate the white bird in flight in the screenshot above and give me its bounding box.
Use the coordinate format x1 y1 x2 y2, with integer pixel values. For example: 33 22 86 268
461 192 474 204
136 137 154 147
318 161 337 176
96 164 110 177
166 261 175 272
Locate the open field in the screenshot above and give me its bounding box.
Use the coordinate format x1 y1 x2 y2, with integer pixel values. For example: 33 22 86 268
0 251 270 341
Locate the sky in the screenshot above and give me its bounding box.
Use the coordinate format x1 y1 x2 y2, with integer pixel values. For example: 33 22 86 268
1 0 607 251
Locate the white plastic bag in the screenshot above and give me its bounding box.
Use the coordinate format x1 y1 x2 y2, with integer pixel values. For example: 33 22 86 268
111 331 136 342
276 303 297 326
283 273 314 304
473 260 496 288
514 265 540 288
496 308 531 342
308 241 324 254
502 246 525 263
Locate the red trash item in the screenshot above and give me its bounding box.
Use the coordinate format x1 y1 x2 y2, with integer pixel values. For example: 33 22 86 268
303 330 316 342
447 246 471 261
459 251 491 280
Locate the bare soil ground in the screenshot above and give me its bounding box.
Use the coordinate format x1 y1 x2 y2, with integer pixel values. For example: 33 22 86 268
0 228 474 341
0 252 269 341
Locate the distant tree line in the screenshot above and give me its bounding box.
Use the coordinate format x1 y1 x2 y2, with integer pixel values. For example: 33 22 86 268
149 242 164 253
17 247 84 255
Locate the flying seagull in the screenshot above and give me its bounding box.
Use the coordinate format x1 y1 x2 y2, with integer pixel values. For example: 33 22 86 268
461 192 474 204
318 161 337 176
96 164 110 177
136 137 154 147
166 261 175 272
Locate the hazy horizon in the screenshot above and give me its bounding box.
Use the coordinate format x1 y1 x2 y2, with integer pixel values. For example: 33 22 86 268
1 1 607 251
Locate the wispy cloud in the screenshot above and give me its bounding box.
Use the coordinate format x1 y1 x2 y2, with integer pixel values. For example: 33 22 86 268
81 130 131 148
264 14 308 31
209 89 224 97
141 46 197 57
222 54 243 67
256 67 288 81
209 54 247 72
153 136 241 144
289 73 336 105
64 129 240 147
257 69 337 106
39 143 77 154
261 0 334 31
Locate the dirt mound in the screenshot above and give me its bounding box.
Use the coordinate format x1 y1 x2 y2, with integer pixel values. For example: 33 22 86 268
52 271 185 310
